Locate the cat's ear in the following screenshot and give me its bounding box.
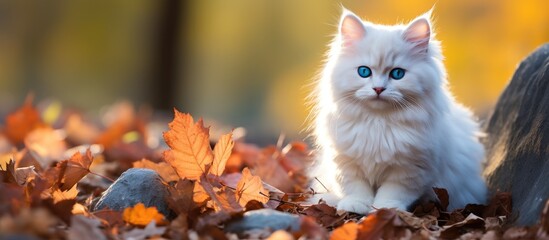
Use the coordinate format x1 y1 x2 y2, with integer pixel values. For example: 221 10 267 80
339 9 366 46
403 14 431 52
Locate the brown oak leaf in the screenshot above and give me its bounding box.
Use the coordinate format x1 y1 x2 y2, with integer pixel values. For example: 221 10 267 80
210 133 234 176
198 174 242 212
166 179 195 214
235 167 269 207
302 203 346 228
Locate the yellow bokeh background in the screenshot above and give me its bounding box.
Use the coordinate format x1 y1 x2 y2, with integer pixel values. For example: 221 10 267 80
0 1 547 141
186 0 548 140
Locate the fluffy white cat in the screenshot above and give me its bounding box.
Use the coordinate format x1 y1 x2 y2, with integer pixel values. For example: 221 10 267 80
308 9 487 214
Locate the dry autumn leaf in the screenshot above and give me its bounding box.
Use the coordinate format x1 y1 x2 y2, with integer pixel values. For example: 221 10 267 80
72 203 88 216
0 97 532 239
359 209 410 240
56 149 94 191
122 221 166 239
3 97 46 145
210 133 234 176
0 181 25 214
166 179 195 214
397 210 437 229
133 159 179 183
51 185 79 203
14 166 39 185
215 188 244 212
68 215 107 240
330 222 358 240
198 175 243 212
0 159 18 184
244 144 309 193
299 216 329 239
433 187 450 211
42 198 77 224
440 214 485 239
24 128 67 168
219 172 284 210
25 176 50 206
94 101 144 149
0 134 14 154
1 158 39 186
163 109 213 180
302 203 346 228
235 167 269 207
123 203 166 227
0 208 58 236
193 180 211 205
93 209 124 227
65 114 101 145
331 209 412 240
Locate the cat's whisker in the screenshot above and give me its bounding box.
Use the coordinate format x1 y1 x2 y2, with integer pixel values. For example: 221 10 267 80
400 96 435 129
334 93 355 105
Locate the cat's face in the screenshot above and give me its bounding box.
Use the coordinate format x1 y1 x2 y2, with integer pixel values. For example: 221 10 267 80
329 10 443 112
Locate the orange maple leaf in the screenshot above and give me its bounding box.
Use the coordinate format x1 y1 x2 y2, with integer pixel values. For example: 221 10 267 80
56 149 94 191
235 168 269 206
210 133 234 176
3 97 46 145
163 109 213 180
122 203 165 226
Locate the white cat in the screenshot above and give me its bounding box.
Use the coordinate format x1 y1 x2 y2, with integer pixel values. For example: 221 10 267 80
308 9 487 213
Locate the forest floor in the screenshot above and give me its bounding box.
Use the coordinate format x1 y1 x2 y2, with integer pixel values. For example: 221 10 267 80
0 98 547 239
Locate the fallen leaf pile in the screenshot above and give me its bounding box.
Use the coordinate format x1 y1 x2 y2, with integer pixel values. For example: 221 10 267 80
0 98 548 239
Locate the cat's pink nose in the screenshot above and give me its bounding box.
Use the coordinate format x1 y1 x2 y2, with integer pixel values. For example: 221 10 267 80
373 87 386 95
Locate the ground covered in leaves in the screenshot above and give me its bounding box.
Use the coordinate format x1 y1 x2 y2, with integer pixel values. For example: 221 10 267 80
1 98 548 239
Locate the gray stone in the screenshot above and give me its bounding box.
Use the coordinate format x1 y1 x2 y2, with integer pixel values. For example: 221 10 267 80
225 209 301 233
93 168 171 217
484 44 549 225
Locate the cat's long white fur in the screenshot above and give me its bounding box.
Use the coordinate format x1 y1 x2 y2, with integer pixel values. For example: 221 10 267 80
308 9 486 213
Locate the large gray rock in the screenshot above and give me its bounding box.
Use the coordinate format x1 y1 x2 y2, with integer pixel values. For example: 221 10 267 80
93 168 171 217
484 44 549 225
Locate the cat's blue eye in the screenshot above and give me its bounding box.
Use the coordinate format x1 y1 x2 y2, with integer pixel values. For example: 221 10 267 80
390 68 405 80
357 66 372 78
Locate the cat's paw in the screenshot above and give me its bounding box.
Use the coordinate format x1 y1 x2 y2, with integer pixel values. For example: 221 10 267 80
337 196 373 214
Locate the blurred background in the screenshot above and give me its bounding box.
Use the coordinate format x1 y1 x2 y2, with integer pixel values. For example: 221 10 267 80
0 0 548 144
